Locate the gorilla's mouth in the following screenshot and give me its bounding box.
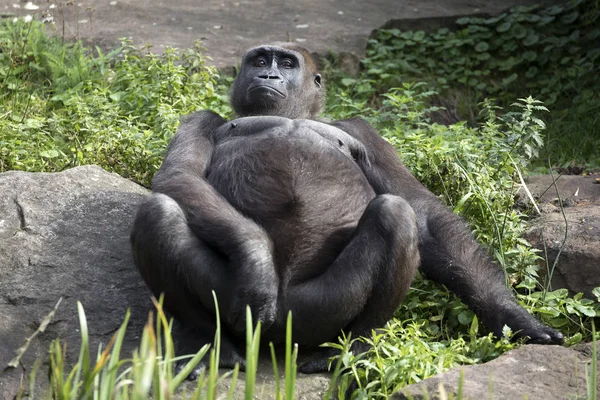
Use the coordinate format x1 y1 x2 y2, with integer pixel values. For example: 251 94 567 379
248 85 285 98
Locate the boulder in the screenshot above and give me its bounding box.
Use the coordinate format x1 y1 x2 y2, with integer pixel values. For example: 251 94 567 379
519 174 600 298
0 166 151 398
0 166 330 399
395 342 600 399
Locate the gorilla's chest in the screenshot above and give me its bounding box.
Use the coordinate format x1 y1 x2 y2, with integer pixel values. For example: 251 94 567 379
212 116 357 159
206 117 374 230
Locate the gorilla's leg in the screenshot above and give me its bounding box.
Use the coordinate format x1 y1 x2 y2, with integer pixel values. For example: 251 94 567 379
419 203 564 344
172 318 246 379
130 193 269 374
132 194 230 313
285 195 420 373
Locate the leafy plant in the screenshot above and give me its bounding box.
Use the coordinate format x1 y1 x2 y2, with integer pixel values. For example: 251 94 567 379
0 19 230 186
324 84 600 398
324 0 600 167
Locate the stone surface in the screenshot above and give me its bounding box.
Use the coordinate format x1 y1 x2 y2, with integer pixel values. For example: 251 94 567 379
0 166 151 399
519 174 600 298
0 166 331 399
3 0 558 68
394 343 600 400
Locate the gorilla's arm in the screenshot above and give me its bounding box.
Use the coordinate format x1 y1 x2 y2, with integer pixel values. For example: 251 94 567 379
331 118 563 344
151 111 277 330
153 111 272 258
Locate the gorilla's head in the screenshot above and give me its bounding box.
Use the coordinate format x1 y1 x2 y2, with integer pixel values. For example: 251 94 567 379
231 43 324 119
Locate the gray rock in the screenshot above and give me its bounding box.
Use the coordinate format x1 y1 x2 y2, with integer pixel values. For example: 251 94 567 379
0 166 151 399
0 166 331 399
519 174 600 298
394 343 600 400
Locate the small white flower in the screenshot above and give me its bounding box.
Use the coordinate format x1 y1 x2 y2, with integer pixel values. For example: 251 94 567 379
24 2 39 10
24 15 33 22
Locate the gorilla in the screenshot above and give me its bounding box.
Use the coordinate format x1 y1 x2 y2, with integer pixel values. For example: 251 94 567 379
130 43 563 375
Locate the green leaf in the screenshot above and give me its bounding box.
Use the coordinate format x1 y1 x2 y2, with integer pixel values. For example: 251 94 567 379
476 52 490 61
587 29 600 41
474 42 489 52
496 22 511 32
574 304 596 317
592 287 600 301
548 317 569 328
523 33 539 46
546 5 564 15
501 72 518 86
40 149 60 158
560 11 578 24
109 92 122 102
456 17 470 25
413 31 426 41
458 310 473 325
511 24 528 39
522 51 537 62
525 66 538 78
569 29 580 42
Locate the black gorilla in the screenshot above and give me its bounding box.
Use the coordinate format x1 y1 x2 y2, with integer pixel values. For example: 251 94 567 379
131 43 563 375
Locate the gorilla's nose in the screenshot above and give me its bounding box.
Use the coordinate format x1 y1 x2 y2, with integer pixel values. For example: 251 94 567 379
258 72 282 80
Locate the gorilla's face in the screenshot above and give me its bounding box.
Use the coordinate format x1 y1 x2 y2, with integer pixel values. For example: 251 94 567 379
231 45 323 119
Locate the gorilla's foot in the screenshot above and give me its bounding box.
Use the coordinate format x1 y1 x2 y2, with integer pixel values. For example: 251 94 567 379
173 321 246 380
228 283 277 335
174 350 246 380
298 340 371 374
298 349 333 374
492 301 564 345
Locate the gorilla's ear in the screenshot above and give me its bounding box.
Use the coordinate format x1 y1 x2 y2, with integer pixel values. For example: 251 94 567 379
314 74 322 88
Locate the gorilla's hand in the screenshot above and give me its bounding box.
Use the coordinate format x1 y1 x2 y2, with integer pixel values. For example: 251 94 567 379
227 237 278 335
349 140 371 168
492 301 564 345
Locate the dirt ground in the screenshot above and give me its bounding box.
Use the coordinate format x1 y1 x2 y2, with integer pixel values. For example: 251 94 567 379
3 0 557 68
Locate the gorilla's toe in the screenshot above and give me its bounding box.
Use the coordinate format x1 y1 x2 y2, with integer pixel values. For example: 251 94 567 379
298 357 330 374
175 360 204 381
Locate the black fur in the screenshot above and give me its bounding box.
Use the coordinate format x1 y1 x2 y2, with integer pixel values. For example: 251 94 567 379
130 44 563 378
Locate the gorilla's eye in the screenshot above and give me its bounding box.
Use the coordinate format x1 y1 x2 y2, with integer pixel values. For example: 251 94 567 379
279 58 294 69
254 58 267 67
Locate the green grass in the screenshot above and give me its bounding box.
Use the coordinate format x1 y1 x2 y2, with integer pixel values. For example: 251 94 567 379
24 295 301 400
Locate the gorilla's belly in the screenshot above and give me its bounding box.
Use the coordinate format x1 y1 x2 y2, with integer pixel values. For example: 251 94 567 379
207 127 375 274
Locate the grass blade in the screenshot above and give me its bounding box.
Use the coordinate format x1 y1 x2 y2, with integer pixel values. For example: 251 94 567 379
8 297 62 368
72 301 90 400
269 343 282 400
284 311 297 400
